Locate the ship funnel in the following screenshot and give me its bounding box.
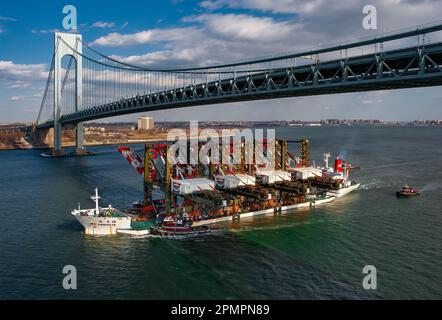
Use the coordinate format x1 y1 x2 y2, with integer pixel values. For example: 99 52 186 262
334 158 343 173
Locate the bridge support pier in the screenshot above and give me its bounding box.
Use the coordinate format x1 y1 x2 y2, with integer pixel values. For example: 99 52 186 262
52 119 63 155
74 122 88 155
39 123 94 157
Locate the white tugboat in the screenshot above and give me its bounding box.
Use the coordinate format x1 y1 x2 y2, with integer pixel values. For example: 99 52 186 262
71 188 152 235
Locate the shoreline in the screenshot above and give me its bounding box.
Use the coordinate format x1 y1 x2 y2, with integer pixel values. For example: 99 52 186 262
2 124 442 151
0 139 168 151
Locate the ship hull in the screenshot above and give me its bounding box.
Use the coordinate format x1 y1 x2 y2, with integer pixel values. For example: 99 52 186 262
117 228 151 236
74 214 132 235
326 183 360 198
154 225 211 236
396 191 421 198
192 196 335 227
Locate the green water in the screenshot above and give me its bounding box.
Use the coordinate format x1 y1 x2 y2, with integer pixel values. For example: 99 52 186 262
0 126 441 299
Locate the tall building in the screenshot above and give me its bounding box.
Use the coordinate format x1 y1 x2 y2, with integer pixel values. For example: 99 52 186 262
138 116 154 130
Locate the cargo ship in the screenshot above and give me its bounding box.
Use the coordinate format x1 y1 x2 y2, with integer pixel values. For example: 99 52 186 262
72 139 360 236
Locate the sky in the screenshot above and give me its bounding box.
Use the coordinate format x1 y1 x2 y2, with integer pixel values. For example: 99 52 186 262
1 0 442 123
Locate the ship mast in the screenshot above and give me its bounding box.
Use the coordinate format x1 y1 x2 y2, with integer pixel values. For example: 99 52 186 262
323 153 331 169
91 188 101 215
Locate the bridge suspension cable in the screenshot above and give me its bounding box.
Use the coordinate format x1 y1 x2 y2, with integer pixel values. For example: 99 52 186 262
36 52 55 125
80 20 442 72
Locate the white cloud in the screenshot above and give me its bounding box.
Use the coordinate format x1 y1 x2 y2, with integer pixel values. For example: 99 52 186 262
92 21 116 29
199 0 322 13
8 81 32 89
188 13 296 41
109 46 209 67
90 27 199 46
9 95 25 101
199 0 442 38
0 60 48 80
199 0 442 16
31 29 61 34
199 0 225 10
0 16 17 22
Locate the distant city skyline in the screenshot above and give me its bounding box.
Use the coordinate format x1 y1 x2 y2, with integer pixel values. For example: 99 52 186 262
2 0 442 122
6 117 442 126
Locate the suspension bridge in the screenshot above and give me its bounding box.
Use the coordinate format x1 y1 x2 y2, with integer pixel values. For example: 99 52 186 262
33 22 442 154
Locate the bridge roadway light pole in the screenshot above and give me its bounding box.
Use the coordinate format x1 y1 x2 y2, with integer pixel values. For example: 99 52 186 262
54 32 84 155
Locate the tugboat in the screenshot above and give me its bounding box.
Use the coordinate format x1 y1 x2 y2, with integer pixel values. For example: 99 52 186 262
154 216 211 236
396 185 421 198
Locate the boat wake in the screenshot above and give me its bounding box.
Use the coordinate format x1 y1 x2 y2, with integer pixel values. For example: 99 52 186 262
359 181 382 190
363 159 434 171
228 218 335 233
153 230 220 240
421 182 442 192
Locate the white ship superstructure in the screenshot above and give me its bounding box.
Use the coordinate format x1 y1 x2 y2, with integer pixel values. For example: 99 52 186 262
318 153 360 198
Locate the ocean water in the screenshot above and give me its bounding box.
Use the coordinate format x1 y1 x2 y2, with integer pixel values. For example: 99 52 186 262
0 126 441 299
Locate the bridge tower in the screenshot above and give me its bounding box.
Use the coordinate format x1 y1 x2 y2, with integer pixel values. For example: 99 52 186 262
53 32 84 154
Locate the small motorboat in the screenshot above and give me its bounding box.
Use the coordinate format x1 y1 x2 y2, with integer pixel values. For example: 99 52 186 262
396 185 421 198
